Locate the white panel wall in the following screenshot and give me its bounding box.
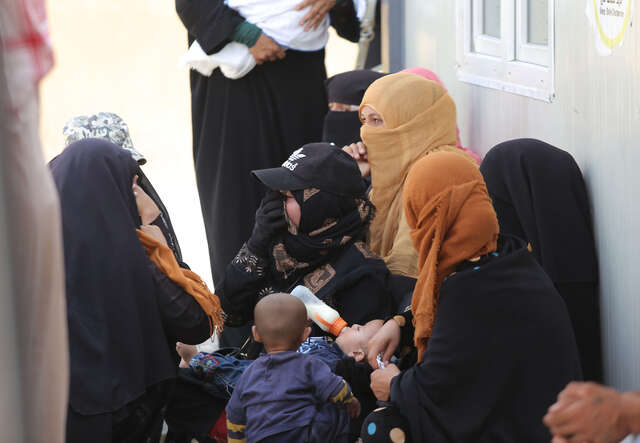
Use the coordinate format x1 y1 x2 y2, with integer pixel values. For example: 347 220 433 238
403 0 640 390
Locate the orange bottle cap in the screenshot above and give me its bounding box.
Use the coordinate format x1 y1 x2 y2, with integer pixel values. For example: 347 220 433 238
328 317 347 336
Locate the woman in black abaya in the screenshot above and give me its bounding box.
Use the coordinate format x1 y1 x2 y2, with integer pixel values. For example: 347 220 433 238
480 139 603 382
219 143 395 331
362 152 582 443
175 0 360 346
50 139 215 442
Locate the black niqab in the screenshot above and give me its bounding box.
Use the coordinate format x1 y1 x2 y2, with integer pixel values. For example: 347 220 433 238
267 189 393 327
322 111 363 148
272 189 374 281
322 70 387 148
50 139 176 414
480 138 598 283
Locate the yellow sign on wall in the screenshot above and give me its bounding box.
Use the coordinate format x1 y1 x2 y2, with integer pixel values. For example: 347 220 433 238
586 0 635 55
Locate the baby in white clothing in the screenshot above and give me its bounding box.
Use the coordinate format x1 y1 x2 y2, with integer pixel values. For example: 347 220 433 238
182 0 334 79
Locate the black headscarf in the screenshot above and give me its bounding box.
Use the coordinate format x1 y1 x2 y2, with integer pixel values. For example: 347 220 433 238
135 169 182 262
480 139 598 284
50 139 176 415
265 189 393 325
322 70 387 147
480 138 602 381
326 70 388 105
272 188 374 280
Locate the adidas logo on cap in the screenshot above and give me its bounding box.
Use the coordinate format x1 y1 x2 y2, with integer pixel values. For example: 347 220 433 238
282 148 306 171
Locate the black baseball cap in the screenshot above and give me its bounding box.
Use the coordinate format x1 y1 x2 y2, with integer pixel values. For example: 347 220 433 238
252 143 366 197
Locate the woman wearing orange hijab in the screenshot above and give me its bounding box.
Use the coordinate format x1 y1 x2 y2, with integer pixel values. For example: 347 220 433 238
361 152 581 443
344 72 475 281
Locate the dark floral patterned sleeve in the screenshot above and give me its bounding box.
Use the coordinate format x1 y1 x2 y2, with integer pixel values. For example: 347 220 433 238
217 243 276 326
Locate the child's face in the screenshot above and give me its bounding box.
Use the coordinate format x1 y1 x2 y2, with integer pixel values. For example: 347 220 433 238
335 319 384 362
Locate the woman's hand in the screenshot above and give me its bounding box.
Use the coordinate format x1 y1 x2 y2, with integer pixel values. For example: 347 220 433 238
367 319 401 369
246 191 287 257
133 175 161 225
296 0 336 31
343 142 370 178
370 364 401 402
250 34 286 65
140 225 168 246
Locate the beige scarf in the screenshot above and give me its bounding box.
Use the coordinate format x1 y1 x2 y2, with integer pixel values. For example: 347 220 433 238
360 72 470 278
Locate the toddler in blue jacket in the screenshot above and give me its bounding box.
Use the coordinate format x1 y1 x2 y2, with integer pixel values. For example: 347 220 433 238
225 293 360 442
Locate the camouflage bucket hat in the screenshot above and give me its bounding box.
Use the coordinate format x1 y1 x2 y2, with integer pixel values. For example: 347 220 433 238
63 112 146 165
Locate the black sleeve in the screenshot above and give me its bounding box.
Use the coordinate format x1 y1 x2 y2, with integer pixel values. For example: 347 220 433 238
334 357 376 409
397 310 415 351
150 261 211 345
217 244 275 326
334 267 395 325
175 0 245 53
330 0 360 42
387 274 416 314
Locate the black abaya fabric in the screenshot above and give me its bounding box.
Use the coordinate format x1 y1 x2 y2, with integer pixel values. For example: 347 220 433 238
554 281 603 381
66 380 172 443
322 111 363 148
328 0 361 43
480 139 598 283
389 237 582 442
480 138 602 381
50 140 176 415
190 51 328 349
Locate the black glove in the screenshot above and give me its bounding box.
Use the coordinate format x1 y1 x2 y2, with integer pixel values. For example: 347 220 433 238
246 190 287 257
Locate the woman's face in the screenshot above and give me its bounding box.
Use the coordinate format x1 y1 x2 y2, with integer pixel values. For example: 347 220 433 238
329 102 359 112
281 191 301 229
360 105 385 128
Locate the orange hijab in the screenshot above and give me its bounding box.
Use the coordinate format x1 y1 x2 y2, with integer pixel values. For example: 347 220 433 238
403 152 499 361
360 72 473 278
137 230 224 335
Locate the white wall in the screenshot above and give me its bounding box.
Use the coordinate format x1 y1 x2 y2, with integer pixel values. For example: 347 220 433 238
402 0 640 391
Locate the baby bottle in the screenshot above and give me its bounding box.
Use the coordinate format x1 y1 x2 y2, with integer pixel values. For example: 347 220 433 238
291 285 347 336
